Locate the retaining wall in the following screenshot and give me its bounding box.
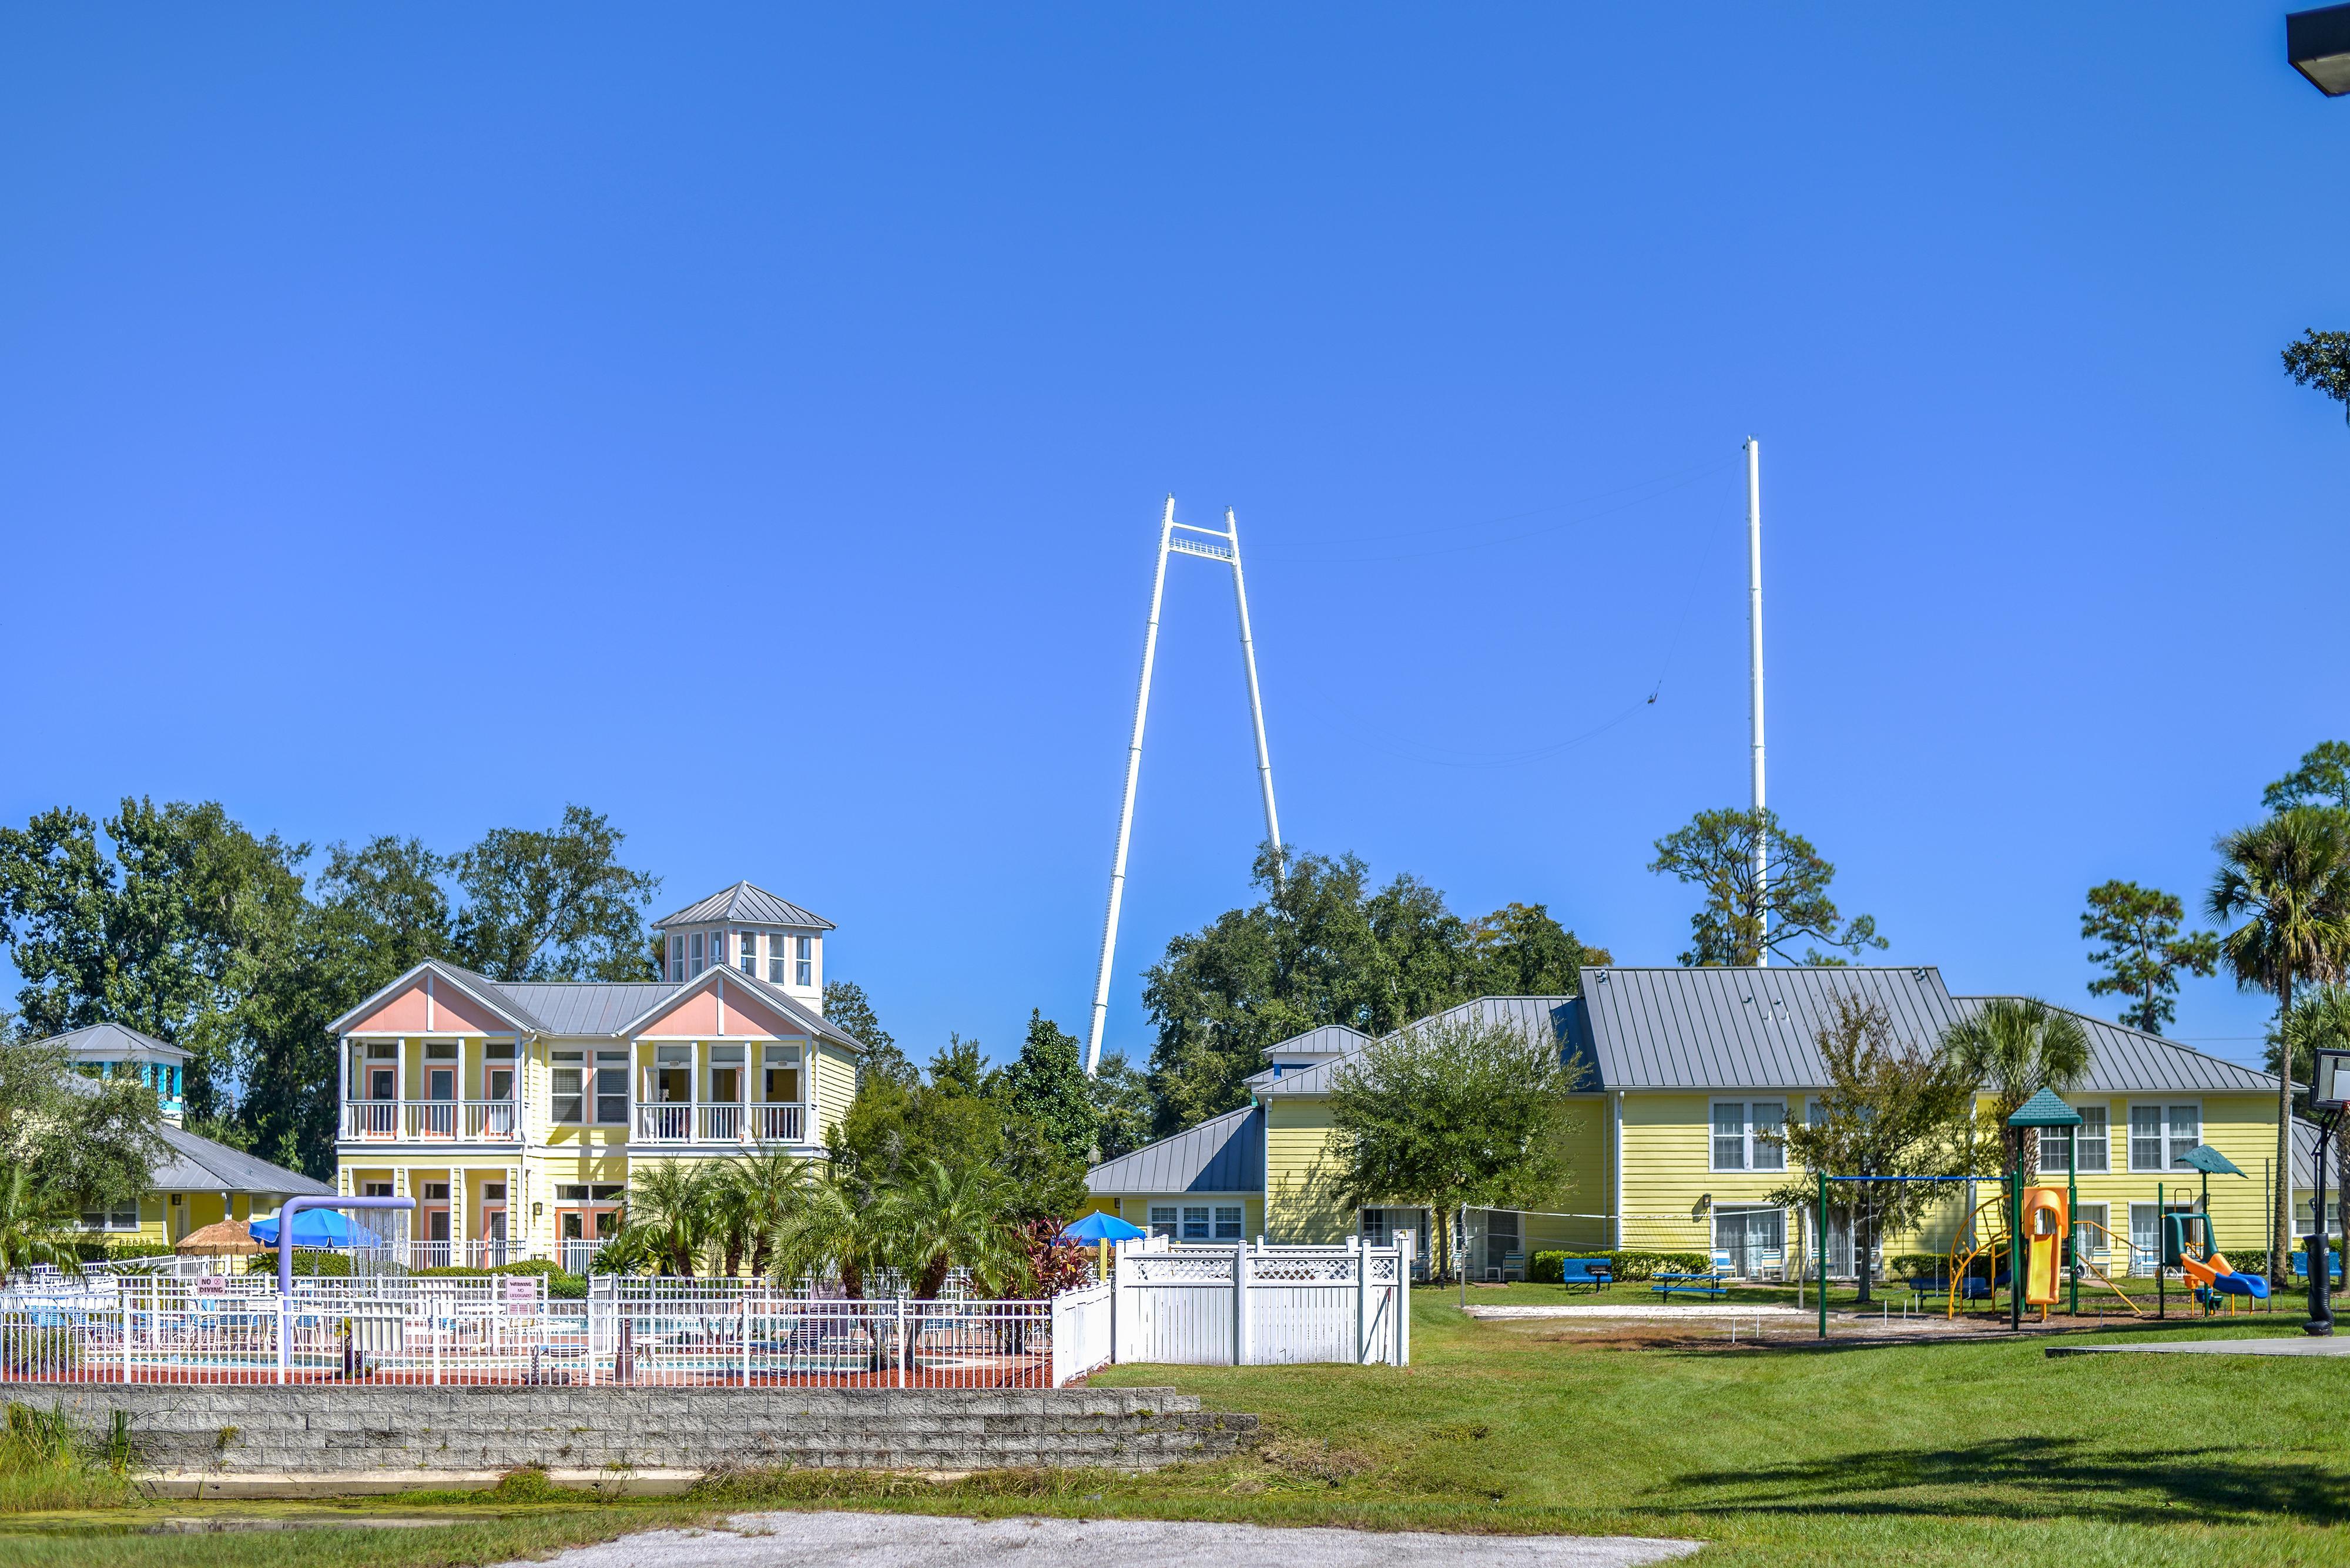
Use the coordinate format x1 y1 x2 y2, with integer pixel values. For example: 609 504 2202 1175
10 1385 1255 1483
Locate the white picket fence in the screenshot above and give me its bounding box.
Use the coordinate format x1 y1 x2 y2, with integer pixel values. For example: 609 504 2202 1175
1106 1235 1410 1367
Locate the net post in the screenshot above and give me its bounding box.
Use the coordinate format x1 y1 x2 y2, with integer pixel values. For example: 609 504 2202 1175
1816 1170 1827 1341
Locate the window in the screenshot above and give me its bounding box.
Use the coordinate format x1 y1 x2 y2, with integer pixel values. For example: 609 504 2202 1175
763 1044 802 1103
689 932 705 976
425 1040 457 1060
1146 1204 1178 1239
362 1181 394 1198
596 1050 629 1123
668 939 684 982
2299 1200 2343 1237
1714 1207 1785 1276
770 936 787 985
2076 1105 2108 1173
2040 1106 2109 1173
80 1202 139 1231
2130 1103 2201 1171
712 931 728 969
2074 1201 2110 1257
710 1044 745 1103
484 1181 507 1202
551 1050 584 1124
1359 1207 1430 1260
1214 1204 1243 1240
1711 1100 1785 1171
1182 1205 1212 1240
795 936 812 986
420 1181 450 1201
737 933 756 975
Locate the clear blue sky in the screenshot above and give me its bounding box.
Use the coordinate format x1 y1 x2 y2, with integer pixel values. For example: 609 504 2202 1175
2 6 2341 1073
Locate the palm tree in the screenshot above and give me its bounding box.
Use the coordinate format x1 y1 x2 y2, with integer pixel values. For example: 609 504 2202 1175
620 1161 722 1277
0 1167 82 1277
2208 806 2350 1285
1942 997 2091 1183
887 1157 1024 1299
715 1151 817 1278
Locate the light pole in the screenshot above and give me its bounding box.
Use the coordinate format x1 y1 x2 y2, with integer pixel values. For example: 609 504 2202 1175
2309 1050 2350 1334
2289 5 2350 95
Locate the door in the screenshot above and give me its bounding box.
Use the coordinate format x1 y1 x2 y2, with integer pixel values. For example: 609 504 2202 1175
1717 1208 1786 1278
425 1067 456 1136
1484 1210 1520 1279
480 1182 508 1265
484 1067 514 1136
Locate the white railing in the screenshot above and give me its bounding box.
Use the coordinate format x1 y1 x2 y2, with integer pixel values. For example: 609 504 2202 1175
1 1282 1070 1388
635 1103 807 1144
340 1100 520 1141
636 1104 692 1141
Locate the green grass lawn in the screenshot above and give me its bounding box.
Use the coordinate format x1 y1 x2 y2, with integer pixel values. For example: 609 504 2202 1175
5 1295 2348 1568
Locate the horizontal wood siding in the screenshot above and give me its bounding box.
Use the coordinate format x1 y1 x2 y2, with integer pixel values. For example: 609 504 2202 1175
813 1045 857 1140
1265 1099 1349 1243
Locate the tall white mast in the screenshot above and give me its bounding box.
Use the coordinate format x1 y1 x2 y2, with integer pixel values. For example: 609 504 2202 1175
1088 497 1176 1074
1746 437 1768 967
1085 500 1285 1075
1226 508 1283 883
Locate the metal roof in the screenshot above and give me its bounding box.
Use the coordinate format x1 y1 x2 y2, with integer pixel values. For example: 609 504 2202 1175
1256 997 1578 1096
59 1076 330 1196
1087 1104 1263 1195
42 1022 187 1063
1266 1025 1372 1060
491 982 677 1036
1949 997 2277 1094
652 881 833 932
1577 966 1959 1091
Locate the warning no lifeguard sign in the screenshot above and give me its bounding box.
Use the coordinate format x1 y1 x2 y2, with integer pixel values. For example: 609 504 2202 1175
504 1277 535 1315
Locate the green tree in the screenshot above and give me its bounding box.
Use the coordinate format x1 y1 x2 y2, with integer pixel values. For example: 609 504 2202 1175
713 1149 819 1278
1768 996 1976 1305
0 1039 166 1227
1466 902 1611 995
1087 1050 1154 1163
1326 1014 1585 1280
1941 997 2091 1181
2079 881 2219 1037
0 1166 81 1275
452 805 660 981
1648 808 1886 966
2207 806 2350 1285
1002 1011 1094 1166
616 1160 723 1277
885 1155 1024 1298
824 980 914 1089
2282 330 2350 427
1144 845 1592 1136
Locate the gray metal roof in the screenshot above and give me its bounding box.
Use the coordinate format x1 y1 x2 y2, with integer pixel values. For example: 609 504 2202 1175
59 1076 330 1196
491 982 677 1036
1266 1025 1372 1060
43 1022 188 1063
1087 1104 1263 1195
1949 996 2277 1094
1255 997 1577 1096
652 881 833 932
1577 966 1959 1091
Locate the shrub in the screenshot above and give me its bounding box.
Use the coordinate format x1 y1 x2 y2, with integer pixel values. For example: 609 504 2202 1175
411 1265 492 1278
243 1250 351 1277
1527 1249 1712 1283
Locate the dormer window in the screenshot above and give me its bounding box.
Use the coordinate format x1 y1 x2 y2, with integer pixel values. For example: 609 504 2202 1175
737 931 756 975
769 937 787 985
689 932 705 976
795 935 813 987
668 939 684 982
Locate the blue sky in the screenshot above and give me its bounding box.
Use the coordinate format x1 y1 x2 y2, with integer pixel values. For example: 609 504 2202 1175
1 6 2342 1073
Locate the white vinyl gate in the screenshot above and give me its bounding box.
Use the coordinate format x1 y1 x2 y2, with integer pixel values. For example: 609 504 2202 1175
1108 1235 1410 1366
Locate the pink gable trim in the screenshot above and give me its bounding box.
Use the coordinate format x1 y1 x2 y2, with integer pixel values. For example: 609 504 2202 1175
636 979 797 1039
343 973 517 1036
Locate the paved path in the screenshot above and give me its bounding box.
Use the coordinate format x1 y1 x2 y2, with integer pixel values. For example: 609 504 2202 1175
1466 1304 1808 1320
2047 1335 2350 1358
497 1511 1703 1568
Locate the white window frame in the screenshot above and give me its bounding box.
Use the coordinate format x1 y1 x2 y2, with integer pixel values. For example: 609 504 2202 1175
1181 1204 1212 1241
1146 1204 1178 1240
769 935 787 985
1711 1098 1786 1173
795 935 813 987
689 932 705 976
2073 1200 2110 1257
2127 1100 2202 1172
1213 1204 1243 1240
81 1201 140 1231
551 1049 585 1125
737 931 756 975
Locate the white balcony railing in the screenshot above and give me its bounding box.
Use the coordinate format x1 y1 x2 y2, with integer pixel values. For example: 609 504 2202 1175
341 1100 522 1141
634 1102 806 1145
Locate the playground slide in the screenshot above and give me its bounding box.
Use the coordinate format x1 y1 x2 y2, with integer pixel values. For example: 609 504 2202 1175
2180 1251 2271 1301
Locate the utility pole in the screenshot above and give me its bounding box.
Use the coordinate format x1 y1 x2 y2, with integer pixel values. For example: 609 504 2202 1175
1746 437 1768 966
1085 501 1284 1075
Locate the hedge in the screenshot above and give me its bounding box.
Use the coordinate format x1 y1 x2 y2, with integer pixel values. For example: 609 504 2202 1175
1528 1249 1712 1283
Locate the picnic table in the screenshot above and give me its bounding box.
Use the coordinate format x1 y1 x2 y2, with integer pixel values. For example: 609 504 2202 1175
1648 1270 1728 1301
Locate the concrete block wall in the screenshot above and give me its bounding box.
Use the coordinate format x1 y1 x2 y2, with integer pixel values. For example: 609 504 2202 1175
11 1385 1255 1478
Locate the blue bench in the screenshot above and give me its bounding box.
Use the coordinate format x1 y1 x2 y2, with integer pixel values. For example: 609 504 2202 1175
1650 1270 1728 1301
2290 1253 2342 1282
1558 1257 1613 1294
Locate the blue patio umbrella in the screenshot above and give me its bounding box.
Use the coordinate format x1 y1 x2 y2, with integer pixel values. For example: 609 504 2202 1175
1058 1211 1146 1244
248 1209 371 1248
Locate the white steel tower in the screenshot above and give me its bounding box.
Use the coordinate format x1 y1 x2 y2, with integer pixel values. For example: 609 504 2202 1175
1085 498 1282 1075
1746 437 1767 966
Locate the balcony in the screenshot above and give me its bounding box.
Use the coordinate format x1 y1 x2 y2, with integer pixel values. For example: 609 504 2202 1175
341 1100 521 1141
633 1102 804 1145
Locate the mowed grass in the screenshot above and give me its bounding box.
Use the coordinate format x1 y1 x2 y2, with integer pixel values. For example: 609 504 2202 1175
4 1297 2347 1568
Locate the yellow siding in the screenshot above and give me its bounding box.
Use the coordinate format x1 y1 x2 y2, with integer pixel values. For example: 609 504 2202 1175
1097 1194 1266 1239
1264 1097 1348 1243
814 1044 857 1140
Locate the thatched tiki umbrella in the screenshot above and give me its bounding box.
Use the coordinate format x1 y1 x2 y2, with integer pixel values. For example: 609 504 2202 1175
176 1220 266 1269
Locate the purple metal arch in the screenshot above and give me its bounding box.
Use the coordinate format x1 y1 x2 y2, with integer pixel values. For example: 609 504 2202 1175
274 1195 415 1295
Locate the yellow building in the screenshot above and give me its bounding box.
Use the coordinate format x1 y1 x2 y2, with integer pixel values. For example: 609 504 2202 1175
56 1022 331 1247
1090 966 2288 1282
328 880 863 1269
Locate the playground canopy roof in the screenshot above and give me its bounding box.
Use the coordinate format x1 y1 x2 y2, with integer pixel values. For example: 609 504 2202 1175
2007 1087 2084 1128
2180 1144 2245 1177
